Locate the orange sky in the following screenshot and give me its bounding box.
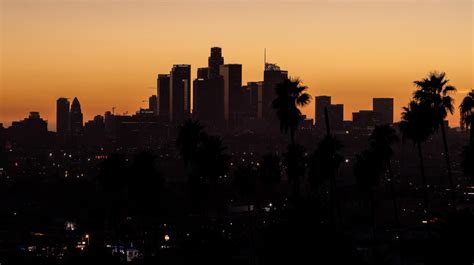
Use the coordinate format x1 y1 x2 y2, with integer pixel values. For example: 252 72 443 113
1 0 472 130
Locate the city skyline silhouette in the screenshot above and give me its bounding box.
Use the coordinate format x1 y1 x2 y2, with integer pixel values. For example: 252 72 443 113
1 0 472 128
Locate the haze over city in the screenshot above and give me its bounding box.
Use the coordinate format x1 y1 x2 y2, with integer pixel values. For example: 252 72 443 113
1 0 472 129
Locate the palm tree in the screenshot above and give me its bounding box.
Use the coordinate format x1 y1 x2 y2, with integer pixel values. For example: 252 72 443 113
460 90 474 145
400 101 435 218
413 72 457 210
369 125 400 229
283 144 307 200
176 119 206 166
272 78 311 146
460 90 474 182
308 135 343 227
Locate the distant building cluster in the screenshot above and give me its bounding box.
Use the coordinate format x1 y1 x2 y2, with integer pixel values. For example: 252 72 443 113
1 47 397 148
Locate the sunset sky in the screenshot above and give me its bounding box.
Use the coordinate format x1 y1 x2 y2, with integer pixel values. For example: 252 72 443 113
1 0 472 130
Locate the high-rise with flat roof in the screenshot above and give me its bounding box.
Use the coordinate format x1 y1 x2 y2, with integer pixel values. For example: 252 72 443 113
169 65 191 122
315 96 331 129
56 97 70 135
220 64 242 125
373 98 394 125
157 74 170 120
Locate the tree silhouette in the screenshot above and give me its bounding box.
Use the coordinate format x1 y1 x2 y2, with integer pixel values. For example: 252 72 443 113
413 71 457 210
272 78 311 146
176 119 206 166
460 90 474 145
400 101 435 219
369 125 400 229
283 144 307 201
460 90 474 181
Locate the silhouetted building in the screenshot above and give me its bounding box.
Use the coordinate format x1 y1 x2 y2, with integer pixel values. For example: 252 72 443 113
197 67 209 79
84 115 105 147
373 98 394 125
315 96 331 129
149 95 158 115
242 81 263 120
328 104 344 131
263 63 288 121
208 47 224 79
56 98 70 136
157 74 170 121
169 64 191 122
8 112 49 148
69 97 83 136
220 64 242 126
192 49 226 127
352 110 381 128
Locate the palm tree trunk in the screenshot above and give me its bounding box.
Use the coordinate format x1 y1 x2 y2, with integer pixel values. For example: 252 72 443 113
440 121 456 211
417 142 430 220
387 161 400 230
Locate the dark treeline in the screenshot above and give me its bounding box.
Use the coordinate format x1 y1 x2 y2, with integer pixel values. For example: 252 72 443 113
0 72 473 265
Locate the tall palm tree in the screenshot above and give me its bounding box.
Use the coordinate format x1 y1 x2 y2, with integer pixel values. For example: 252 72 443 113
460 90 474 145
272 78 311 146
413 72 457 210
400 101 435 218
176 119 206 166
369 125 400 229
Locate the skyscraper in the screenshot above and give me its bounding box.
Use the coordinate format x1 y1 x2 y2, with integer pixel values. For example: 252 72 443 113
208 47 224 79
70 97 83 136
169 64 191 122
56 97 70 135
243 81 263 120
373 98 394 125
263 63 288 121
328 104 344 131
157 74 170 120
220 64 242 125
315 96 331 129
149 95 158 115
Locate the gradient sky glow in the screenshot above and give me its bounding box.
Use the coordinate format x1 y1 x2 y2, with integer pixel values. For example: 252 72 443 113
1 0 472 130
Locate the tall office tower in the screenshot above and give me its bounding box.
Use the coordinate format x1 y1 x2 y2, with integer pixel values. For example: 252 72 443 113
315 96 332 129
263 63 288 121
169 64 191 122
56 97 70 135
328 104 344 131
70 97 83 136
208 47 224 79
157 74 170 120
197 67 209 79
220 64 242 125
373 98 394 125
149 95 158 115
243 81 263 119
